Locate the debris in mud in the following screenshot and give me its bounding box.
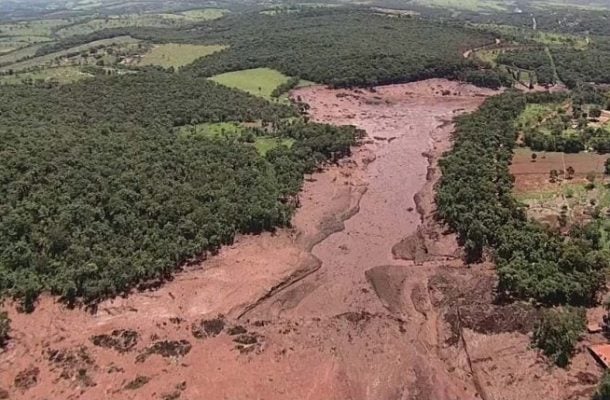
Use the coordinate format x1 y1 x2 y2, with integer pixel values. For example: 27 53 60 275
233 332 264 354
124 375 150 390
427 270 541 346
336 311 374 324
47 346 96 387
191 316 225 339
107 364 125 374
136 340 192 363
91 329 139 353
14 366 39 391
227 325 248 335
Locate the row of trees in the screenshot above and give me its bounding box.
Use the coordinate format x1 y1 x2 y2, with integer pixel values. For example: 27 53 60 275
436 91 608 305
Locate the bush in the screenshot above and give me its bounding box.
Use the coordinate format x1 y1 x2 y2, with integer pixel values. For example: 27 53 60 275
594 372 610 400
0 312 10 347
532 307 585 367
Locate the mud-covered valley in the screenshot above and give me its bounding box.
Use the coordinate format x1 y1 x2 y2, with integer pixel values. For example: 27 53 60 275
0 79 603 400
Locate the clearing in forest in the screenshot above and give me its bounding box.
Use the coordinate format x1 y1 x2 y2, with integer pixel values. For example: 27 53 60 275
178 121 294 156
138 44 227 68
209 68 300 100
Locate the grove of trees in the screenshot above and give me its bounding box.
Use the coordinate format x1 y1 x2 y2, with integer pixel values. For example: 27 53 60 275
0 70 360 310
437 91 608 305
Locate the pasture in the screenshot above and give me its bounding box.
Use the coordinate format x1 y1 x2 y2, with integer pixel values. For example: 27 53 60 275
209 68 294 100
139 44 227 69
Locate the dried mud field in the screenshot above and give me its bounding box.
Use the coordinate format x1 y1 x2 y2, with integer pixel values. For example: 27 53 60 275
0 79 603 400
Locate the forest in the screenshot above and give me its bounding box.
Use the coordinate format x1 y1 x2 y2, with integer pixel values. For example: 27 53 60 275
437 91 608 305
0 70 360 310
30 9 508 88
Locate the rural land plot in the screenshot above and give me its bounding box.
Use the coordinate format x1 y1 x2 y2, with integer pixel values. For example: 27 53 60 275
0 36 139 73
137 44 227 68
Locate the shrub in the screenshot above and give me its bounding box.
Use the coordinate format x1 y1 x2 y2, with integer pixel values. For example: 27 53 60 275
594 372 610 400
532 307 585 367
0 312 9 347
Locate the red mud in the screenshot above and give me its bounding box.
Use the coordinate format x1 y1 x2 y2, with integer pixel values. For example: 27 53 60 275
0 79 598 400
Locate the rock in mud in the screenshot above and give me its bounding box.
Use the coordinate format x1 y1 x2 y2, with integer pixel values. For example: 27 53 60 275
90 329 138 353
136 340 192 363
365 266 408 314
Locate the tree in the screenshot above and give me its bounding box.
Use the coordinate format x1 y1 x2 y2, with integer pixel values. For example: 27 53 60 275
531 152 538 162
566 166 575 180
590 107 602 119
0 312 10 347
605 158 610 175
549 169 559 183
532 307 585 367
594 372 610 400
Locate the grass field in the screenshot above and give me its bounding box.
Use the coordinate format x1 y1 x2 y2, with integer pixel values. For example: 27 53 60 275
209 68 295 100
139 44 227 68
0 66 92 85
0 36 139 73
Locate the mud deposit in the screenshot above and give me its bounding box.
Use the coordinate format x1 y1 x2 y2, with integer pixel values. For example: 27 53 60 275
0 79 600 400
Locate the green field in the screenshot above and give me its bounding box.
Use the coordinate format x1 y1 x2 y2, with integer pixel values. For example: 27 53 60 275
0 66 92 85
139 44 227 69
210 68 294 100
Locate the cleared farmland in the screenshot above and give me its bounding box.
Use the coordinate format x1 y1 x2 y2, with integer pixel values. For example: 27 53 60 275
138 44 227 68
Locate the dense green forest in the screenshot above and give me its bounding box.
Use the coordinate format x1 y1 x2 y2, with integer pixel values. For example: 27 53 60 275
437 91 608 305
0 71 360 310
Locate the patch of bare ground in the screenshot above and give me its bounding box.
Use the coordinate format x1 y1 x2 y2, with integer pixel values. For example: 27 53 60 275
0 79 586 400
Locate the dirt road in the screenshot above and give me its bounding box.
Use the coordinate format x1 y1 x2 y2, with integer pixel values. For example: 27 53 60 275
0 79 600 400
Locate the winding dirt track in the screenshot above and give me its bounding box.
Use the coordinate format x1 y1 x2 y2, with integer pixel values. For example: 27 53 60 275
4 79 595 400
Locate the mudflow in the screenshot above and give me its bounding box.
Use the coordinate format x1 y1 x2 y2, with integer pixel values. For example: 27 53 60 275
1 79 601 400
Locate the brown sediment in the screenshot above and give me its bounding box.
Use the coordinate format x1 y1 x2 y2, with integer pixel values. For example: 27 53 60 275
1 79 596 400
